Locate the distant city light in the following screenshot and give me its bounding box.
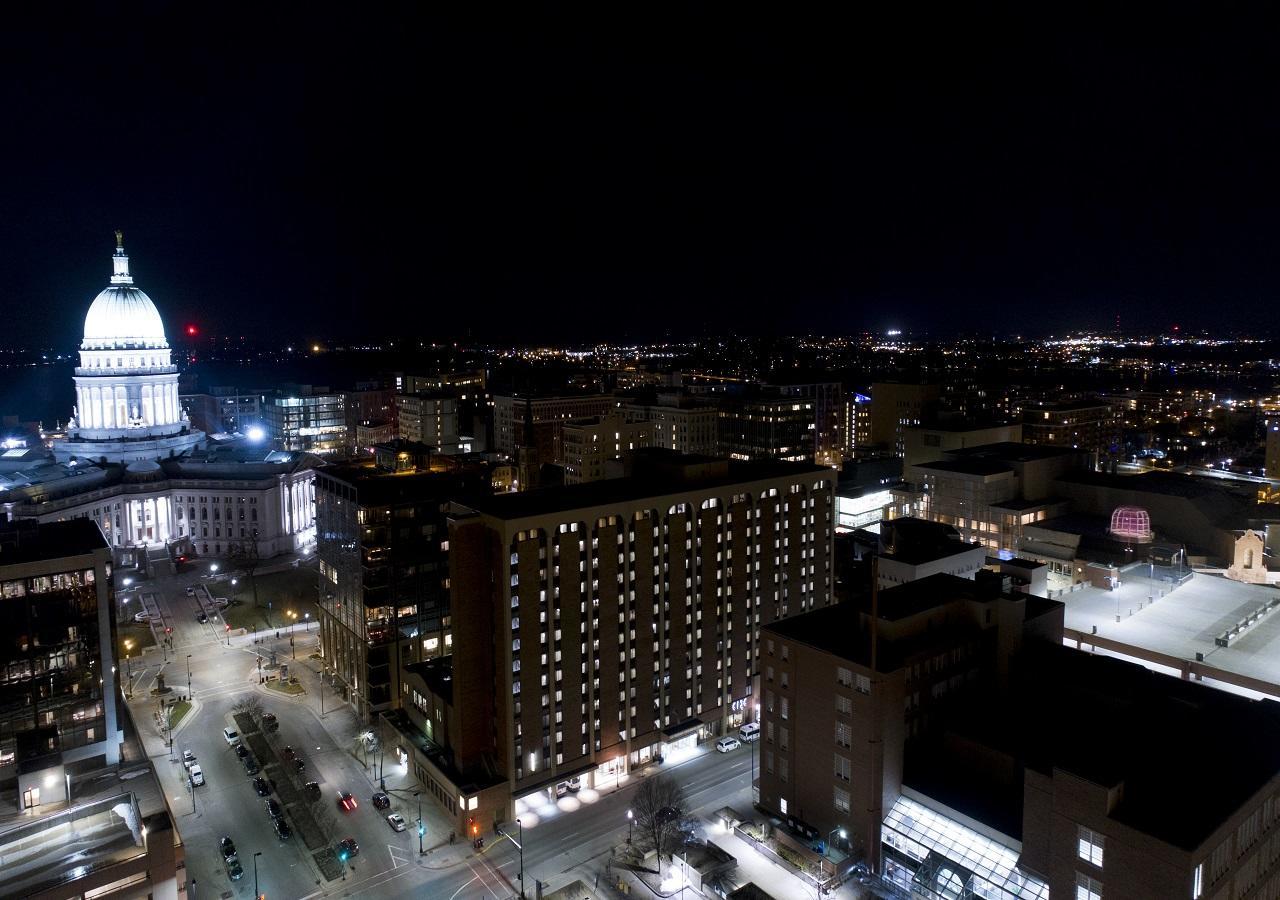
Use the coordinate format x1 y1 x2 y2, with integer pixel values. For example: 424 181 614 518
186 325 198 336
247 426 266 442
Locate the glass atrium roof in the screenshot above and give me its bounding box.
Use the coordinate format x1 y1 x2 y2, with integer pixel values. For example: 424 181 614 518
882 795 1048 900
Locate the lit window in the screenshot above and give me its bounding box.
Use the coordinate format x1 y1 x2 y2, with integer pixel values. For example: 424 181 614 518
1077 826 1104 867
1075 873 1102 900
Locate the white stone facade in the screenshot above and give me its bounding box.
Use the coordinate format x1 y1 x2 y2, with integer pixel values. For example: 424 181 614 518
54 235 204 463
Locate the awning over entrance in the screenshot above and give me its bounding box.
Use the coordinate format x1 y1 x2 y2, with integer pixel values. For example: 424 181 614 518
661 717 703 740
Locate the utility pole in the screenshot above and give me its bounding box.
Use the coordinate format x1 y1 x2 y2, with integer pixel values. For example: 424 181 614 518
253 851 262 900
186 654 192 698
415 791 423 855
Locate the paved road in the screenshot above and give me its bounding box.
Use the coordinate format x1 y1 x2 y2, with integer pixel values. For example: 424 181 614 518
123 560 758 899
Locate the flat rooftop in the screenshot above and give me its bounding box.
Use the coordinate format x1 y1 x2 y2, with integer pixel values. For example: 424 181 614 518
946 441 1080 462
0 518 108 566
914 457 1013 476
461 458 828 521
1062 571 1280 691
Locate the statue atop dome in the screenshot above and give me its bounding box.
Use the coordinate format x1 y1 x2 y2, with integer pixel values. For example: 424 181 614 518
115 229 124 250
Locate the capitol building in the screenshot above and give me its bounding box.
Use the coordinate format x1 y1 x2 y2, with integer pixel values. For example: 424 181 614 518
0 236 317 569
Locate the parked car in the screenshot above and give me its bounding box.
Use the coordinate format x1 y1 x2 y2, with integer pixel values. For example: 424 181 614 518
261 712 278 726
338 837 360 858
235 743 249 759
219 836 237 863
565 776 582 793
133 611 152 624
739 722 760 742
273 817 292 840
294 758 306 773
213 597 229 608
716 737 741 753
182 750 197 768
281 745 296 761
337 791 358 812
387 813 407 832
266 799 283 819
243 755 260 775
185 586 195 596
226 858 244 881
555 782 569 798
372 791 391 810
222 727 239 745
303 781 322 802
189 765 205 786
253 777 271 797
196 610 208 624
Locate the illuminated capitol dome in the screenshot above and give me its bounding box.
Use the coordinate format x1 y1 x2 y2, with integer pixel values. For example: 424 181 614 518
53 233 204 463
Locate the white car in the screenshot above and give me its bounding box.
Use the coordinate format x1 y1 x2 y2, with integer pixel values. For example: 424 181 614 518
213 597 230 608
189 765 205 786
185 586 195 596
133 611 151 624
716 737 741 753
182 750 197 768
387 813 407 832
223 727 239 745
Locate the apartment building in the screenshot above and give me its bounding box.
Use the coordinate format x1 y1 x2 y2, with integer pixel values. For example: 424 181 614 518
316 462 488 718
397 392 461 453
769 381 845 467
1021 400 1119 467
562 411 654 484
392 452 835 833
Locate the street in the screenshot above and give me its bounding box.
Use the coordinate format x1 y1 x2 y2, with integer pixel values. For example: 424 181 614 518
123 560 759 899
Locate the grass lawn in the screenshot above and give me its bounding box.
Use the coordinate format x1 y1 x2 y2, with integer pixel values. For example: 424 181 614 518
169 700 192 729
118 622 156 661
222 567 320 633
265 679 306 695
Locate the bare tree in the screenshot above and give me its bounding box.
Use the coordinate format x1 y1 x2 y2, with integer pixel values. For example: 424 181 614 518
232 694 264 720
632 774 687 872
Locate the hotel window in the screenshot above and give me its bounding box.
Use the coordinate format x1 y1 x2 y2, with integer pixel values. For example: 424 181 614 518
833 786 850 814
834 754 850 782
855 674 871 694
835 695 851 715
835 721 851 748
836 666 852 687
1077 826 1104 867
1075 873 1102 900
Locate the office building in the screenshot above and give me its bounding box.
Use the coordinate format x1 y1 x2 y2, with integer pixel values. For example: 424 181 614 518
562 411 653 484
261 388 346 454
895 442 1082 552
344 386 396 451
492 392 617 458
875 518 987 588
387 452 835 834
0 519 122 785
869 383 941 458
1268 422 1280 480
316 461 488 718
845 392 873 458
180 387 260 435
718 395 815 463
1021 400 1119 467
396 392 461 453
623 395 720 456
902 421 1023 469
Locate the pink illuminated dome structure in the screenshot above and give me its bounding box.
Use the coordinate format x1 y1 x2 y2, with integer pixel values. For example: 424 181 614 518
1109 506 1154 543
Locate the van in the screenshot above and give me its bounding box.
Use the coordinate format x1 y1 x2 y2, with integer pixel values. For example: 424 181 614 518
716 737 741 753
739 722 760 742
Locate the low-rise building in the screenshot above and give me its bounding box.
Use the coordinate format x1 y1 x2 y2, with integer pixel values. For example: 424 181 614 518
261 388 346 454
875 518 987 588
561 411 653 483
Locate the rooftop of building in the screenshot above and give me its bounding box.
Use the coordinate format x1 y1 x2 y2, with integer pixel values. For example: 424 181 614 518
879 518 982 565
765 573 1062 665
404 657 453 704
946 441 1081 462
318 462 490 508
1022 399 1113 411
1021 644 1280 850
459 454 828 521
0 518 109 566
913 457 1015 477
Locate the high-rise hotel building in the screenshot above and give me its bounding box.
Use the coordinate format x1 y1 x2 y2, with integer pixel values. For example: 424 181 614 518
405 451 834 830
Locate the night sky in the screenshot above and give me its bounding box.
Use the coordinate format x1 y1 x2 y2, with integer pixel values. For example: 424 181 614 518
3 5 1278 347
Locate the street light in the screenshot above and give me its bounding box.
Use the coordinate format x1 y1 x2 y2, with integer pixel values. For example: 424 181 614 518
414 791 423 855
253 851 262 900
627 808 633 844
211 563 219 574
827 826 846 858
516 817 524 899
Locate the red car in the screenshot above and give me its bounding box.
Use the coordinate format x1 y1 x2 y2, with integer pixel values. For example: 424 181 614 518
337 791 358 812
